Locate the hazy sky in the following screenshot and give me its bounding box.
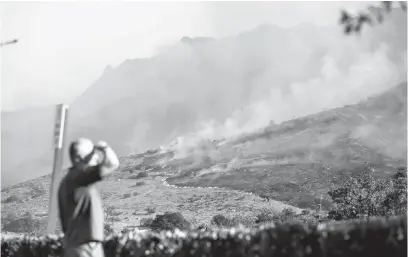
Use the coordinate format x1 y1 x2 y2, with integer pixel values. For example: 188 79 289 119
0 1 369 111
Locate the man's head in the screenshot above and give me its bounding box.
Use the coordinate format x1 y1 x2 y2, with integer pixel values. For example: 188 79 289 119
69 138 101 167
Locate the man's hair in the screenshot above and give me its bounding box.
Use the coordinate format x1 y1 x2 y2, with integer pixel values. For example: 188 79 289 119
69 138 96 165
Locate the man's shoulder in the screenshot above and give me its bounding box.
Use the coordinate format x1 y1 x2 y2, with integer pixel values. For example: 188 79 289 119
58 168 75 190
60 168 73 182
61 164 104 188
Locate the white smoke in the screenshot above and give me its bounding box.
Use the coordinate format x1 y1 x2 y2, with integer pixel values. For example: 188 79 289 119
103 9 407 160
168 45 405 155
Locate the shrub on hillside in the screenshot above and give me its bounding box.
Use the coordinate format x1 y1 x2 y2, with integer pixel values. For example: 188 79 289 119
270 208 297 225
328 165 407 220
1 213 18 228
104 223 114 234
121 227 131 233
301 209 311 215
146 207 156 214
196 224 209 231
1 195 21 204
135 182 146 187
29 184 46 199
211 214 236 228
2 211 42 235
231 214 255 228
255 208 319 226
122 193 131 199
149 212 190 232
105 206 121 227
140 218 154 227
129 171 148 180
137 171 149 179
255 210 275 224
293 210 321 225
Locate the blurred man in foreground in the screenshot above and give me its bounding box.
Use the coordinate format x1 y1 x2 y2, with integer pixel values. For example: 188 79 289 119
58 138 120 257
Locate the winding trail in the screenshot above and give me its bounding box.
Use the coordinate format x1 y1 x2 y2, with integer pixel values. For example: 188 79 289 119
160 177 259 197
107 171 302 231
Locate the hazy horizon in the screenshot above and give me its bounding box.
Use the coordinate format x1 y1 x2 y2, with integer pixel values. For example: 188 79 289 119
1 1 372 112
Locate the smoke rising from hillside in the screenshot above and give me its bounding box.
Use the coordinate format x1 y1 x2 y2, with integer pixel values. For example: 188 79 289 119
121 11 406 155
3 4 406 188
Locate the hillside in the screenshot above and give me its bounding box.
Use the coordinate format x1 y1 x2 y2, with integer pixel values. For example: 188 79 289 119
1 156 300 234
1 82 406 233
165 82 407 208
1 10 406 188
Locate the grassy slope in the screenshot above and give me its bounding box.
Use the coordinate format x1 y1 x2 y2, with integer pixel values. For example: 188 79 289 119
1 82 406 233
1 157 299 233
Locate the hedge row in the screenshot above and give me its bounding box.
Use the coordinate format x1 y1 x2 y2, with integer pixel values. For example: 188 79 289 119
1 215 406 257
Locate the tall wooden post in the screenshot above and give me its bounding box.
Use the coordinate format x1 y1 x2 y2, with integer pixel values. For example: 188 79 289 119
47 104 69 234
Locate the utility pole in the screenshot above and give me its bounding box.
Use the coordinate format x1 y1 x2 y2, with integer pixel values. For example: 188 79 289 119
47 104 69 234
0 39 18 48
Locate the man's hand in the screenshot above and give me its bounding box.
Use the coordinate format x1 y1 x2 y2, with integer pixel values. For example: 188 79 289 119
95 140 120 177
95 141 109 148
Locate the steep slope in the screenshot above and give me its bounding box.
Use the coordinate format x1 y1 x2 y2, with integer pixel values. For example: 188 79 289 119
165 82 407 209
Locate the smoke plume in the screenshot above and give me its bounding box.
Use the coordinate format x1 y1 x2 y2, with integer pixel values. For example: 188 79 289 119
119 11 406 155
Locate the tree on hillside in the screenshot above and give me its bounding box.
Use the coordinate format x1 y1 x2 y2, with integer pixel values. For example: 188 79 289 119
381 166 407 216
341 1 407 34
328 165 407 220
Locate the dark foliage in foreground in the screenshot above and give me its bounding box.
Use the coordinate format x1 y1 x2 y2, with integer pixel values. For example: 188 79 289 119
2 215 406 257
340 1 407 34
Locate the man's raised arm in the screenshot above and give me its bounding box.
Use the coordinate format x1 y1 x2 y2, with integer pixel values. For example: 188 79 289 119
95 141 120 178
71 141 120 187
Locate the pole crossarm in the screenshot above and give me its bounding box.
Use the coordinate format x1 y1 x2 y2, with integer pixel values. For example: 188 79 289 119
0 39 18 47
